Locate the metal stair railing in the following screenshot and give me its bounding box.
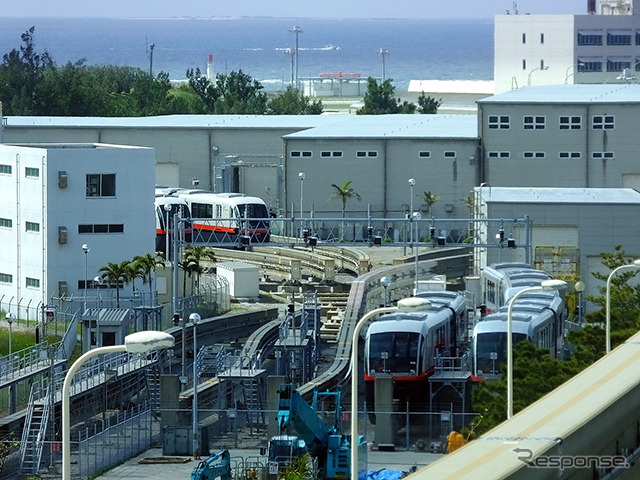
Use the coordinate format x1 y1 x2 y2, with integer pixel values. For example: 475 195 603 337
19 384 50 475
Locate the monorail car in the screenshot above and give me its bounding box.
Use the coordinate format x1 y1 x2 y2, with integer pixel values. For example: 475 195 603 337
481 262 552 313
364 291 467 409
178 190 270 244
154 195 192 255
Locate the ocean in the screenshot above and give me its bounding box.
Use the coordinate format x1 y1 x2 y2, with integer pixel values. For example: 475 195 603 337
0 17 494 92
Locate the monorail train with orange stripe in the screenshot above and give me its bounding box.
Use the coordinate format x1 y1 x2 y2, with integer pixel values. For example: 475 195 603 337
364 291 467 413
481 262 552 313
154 193 193 254
177 190 270 244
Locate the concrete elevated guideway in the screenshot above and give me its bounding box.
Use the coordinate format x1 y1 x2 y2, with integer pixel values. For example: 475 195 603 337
407 330 640 480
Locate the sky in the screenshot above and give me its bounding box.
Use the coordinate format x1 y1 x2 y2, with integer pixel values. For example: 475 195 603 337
0 0 590 19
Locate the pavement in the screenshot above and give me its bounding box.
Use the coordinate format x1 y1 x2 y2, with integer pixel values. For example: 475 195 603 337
97 445 445 479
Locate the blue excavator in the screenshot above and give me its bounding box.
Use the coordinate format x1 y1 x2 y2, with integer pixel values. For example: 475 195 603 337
190 449 231 480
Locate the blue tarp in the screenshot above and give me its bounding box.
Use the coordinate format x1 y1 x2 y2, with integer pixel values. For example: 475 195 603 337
363 469 402 480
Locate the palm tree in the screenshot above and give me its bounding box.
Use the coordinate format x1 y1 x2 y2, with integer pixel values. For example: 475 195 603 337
133 252 164 305
183 246 216 295
329 181 361 241
99 260 132 308
419 191 441 215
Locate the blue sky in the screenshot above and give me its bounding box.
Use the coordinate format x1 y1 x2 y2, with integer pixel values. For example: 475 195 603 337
1 0 589 19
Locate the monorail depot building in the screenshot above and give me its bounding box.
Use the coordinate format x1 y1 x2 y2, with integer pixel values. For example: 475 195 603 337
4 84 640 305
0 143 154 303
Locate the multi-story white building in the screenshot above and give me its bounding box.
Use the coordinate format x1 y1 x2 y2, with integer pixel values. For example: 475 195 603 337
495 0 640 93
0 143 155 309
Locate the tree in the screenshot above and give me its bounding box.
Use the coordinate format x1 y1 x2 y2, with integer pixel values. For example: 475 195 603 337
329 181 361 241
187 68 268 114
267 86 323 115
357 77 417 115
182 246 215 295
417 92 442 114
419 191 440 215
99 260 132 308
567 245 640 367
133 253 163 305
0 26 54 115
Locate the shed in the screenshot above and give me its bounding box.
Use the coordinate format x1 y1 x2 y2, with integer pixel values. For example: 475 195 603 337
216 262 260 300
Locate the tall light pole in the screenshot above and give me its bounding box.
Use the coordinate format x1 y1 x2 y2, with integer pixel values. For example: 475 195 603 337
606 259 640 353
62 331 174 480
6 312 14 357
527 65 549 86
298 172 305 238
408 178 415 252
190 312 201 459
506 279 566 419
289 26 303 89
82 244 90 346
380 276 390 307
351 297 431 480
284 48 295 87
378 48 389 81
94 276 104 345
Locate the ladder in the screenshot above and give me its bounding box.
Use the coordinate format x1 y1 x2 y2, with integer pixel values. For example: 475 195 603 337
20 386 50 475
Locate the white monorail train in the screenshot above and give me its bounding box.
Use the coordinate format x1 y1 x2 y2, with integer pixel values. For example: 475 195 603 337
154 193 192 254
176 190 270 244
481 262 552 313
364 291 467 409
472 288 566 380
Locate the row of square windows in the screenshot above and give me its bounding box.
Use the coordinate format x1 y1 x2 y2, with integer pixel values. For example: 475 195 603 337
0 273 39 288
488 115 614 130
487 151 615 159
518 32 640 46
0 220 124 233
291 150 458 159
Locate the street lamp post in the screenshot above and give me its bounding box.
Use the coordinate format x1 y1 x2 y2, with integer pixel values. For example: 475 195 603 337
507 279 566 419
62 331 174 480
527 65 549 86
298 172 305 238
378 48 389 81
189 312 201 459
6 312 14 356
82 244 90 313
350 297 431 480
93 276 104 346
379 276 391 307
606 259 640 354
408 178 415 252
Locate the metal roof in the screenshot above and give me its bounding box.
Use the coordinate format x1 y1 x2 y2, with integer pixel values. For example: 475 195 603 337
283 114 478 139
479 187 640 204
478 83 640 105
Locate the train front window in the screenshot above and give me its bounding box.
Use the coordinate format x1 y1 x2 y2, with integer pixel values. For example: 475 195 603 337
368 332 419 375
237 203 269 219
475 332 526 375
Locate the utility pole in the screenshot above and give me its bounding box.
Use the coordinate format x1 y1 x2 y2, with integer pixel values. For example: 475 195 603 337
289 26 303 89
148 43 155 77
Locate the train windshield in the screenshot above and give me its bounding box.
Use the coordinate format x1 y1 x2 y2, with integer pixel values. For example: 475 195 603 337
237 203 269 219
368 332 420 375
158 203 191 229
475 332 526 376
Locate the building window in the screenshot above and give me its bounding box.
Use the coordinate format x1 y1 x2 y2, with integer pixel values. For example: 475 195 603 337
607 58 631 72
540 33 545 44
578 59 603 72
559 116 582 130
522 59 527 70
444 151 456 158
321 151 343 158
25 167 40 178
25 221 40 232
0 218 12 228
26 277 40 288
593 115 615 130
0 164 12 174
488 151 511 158
290 151 312 158
356 151 378 158
0 273 12 284
524 115 546 130
607 31 632 45
637 32 640 45
419 151 431 158
559 152 582 159
523 151 546 159
488 115 510 129
592 152 615 159
86 173 116 197
78 224 124 234
522 33 526 44
577 31 603 45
